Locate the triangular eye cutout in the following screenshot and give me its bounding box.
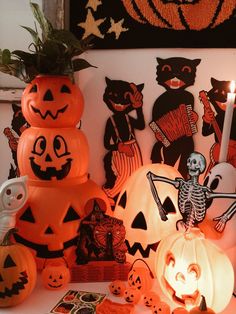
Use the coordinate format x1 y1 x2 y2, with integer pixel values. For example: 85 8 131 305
131 212 147 230
4 255 16 268
118 191 127 209
63 206 81 222
162 197 176 213
29 85 37 93
60 85 71 93
44 226 54 234
19 207 35 223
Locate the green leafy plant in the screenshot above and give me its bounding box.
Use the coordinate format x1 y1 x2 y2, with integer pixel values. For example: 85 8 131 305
0 2 95 82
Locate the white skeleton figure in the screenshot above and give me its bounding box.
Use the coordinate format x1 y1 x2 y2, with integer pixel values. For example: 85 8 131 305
147 152 236 230
0 176 28 241
213 201 236 232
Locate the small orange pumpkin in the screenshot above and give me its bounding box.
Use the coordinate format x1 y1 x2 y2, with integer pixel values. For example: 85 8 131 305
41 261 70 290
189 296 216 314
22 75 84 128
143 290 160 308
152 301 171 314
109 280 126 296
124 287 142 304
122 0 236 30
0 229 37 307
128 259 154 293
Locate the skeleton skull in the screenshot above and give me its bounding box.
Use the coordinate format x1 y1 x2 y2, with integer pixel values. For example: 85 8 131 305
187 152 206 177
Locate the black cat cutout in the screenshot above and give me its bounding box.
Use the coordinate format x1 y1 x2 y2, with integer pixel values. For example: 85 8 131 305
200 78 236 171
3 104 29 179
150 57 200 179
103 77 145 206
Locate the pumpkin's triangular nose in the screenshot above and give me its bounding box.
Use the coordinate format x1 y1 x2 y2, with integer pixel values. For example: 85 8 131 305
43 89 54 101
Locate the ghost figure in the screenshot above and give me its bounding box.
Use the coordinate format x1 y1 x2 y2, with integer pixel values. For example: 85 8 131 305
0 176 28 241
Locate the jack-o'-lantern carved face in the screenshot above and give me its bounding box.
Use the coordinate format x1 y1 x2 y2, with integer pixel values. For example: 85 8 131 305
22 75 84 127
17 127 89 182
109 280 126 296
113 164 182 274
42 262 70 290
124 287 141 304
155 229 234 313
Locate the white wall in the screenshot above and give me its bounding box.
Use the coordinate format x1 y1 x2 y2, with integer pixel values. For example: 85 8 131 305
0 0 42 88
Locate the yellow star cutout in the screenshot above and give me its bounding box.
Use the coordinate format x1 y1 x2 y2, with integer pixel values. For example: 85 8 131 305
86 0 102 11
107 18 129 40
78 9 105 39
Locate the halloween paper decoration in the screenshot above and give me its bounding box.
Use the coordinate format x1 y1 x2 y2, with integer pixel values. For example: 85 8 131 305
15 75 110 268
147 151 236 231
155 228 234 313
200 78 236 170
102 77 145 206
124 287 142 304
150 57 199 179
113 163 182 274
42 261 71 290
0 176 28 241
0 228 37 307
21 75 84 128
143 290 160 308
109 280 126 296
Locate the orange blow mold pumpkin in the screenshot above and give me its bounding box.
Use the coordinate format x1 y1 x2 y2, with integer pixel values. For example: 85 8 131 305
109 280 126 296
0 229 37 307
124 287 142 304
122 0 236 30
152 300 171 314
17 127 89 183
42 261 70 290
143 290 160 308
21 75 84 128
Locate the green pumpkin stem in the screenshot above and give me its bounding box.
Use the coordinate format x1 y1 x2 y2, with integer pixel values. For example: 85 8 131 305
1 228 18 246
199 295 207 311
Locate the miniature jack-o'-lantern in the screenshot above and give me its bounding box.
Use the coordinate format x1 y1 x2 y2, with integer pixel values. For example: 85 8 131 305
143 290 160 308
113 163 182 274
128 259 154 293
124 287 142 304
122 0 236 31
17 127 89 183
41 261 70 290
155 228 234 313
189 295 216 314
109 280 126 296
0 229 37 307
152 301 171 314
22 75 84 128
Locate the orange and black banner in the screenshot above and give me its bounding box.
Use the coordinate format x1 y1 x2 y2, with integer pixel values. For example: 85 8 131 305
69 0 236 48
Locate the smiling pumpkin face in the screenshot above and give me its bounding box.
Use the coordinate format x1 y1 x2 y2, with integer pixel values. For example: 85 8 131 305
42 262 70 290
17 127 89 182
22 75 84 128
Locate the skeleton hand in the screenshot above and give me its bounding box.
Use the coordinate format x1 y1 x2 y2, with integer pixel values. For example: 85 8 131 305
213 214 229 233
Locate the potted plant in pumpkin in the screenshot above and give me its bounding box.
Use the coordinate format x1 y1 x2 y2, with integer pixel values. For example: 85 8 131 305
0 2 111 271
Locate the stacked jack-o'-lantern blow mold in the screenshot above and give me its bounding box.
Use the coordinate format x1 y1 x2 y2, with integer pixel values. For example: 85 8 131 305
15 75 110 269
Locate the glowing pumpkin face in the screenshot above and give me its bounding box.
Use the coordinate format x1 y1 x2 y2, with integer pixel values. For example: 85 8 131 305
155 228 234 313
17 127 89 182
113 164 182 274
109 280 126 296
22 75 84 128
128 265 153 293
143 290 160 308
0 229 37 307
42 262 70 290
152 301 171 314
122 0 235 30
124 287 141 304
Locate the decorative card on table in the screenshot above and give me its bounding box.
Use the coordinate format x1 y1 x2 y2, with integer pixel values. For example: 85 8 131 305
49 290 106 313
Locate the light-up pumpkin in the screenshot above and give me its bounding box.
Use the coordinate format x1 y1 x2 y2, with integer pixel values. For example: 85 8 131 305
0 229 37 307
152 301 171 314
122 0 236 30
113 163 182 274
143 290 160 308
41 261 70 290
17 127 89 183
109 280 126 296
124 287 142 304
155 228 234 313
21 75 84 128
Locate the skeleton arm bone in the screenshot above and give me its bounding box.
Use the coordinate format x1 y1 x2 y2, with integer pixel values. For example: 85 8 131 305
206 191 236 200
146 172 181 188
213 201 236 233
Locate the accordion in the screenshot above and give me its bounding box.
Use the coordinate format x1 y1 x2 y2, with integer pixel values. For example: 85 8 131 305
149 104 198 147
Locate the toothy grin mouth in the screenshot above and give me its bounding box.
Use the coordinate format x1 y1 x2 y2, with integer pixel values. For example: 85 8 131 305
166 77 185 89
0 271 28 298
31 105 68 120
125 240 160 258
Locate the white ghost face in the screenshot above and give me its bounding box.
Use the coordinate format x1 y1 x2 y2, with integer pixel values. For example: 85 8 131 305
0 176 28 212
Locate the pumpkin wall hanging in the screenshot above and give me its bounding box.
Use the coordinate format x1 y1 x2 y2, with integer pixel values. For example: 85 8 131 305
113 163 182 274
0 229 37 307
155 228 234 313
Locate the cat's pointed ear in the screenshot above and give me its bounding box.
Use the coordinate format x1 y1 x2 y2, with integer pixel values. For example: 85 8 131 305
156 57 163 65
192 59 201 67
105 77 111 85
211 77 218 86
12 103 21 113
137 83 144 92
